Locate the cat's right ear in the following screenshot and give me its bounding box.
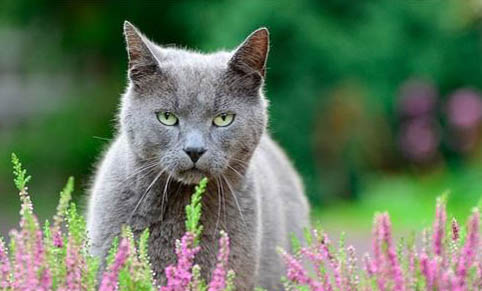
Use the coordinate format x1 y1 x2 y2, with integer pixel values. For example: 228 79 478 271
123 21 160 88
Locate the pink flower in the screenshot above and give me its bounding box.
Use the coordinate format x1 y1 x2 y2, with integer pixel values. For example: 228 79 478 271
64 236 82 290
301 244 333 291
433 199 447 256
317 233 341 290
208 231 230 291
99 238 131 291
455 209 480 289
0 239 11 289
38 268 52 291
420 252 435 289
52 229 63 248
160 232 200 291
281 250 323 290
451 218 460 242
380 214 405 291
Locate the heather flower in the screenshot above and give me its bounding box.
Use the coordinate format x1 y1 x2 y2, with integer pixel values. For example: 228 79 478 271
451 218 460 242
420 252 435 289
208 231 231 291
280 250 323 290
380 213 405 291
39 267 52 291
345 245 359 290
160 232 200 291
363 254 376 277
433 197 447 256
0 238 11 289
99 238 131 291
2 155 481 291
455 208 480 289
63 236 83 290
52 230 63 248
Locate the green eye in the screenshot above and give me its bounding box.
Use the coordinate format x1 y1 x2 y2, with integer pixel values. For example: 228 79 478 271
156 112 178 126
213 113 235 127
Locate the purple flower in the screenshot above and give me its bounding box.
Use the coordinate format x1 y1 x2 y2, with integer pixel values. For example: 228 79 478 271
64 236 83 290
0 239 11 289
281 250 323 290
380 214 405 291
433 198 447 256
455 208 480 288
38 268 52 291
160 232 200 291
52 229 63 248
372 215 387 290
451 218 460 242
420 252 435 289
99 238 131 291
208 231 230 291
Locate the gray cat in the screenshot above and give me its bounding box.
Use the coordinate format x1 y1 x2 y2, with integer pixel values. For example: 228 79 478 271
86 21 310 290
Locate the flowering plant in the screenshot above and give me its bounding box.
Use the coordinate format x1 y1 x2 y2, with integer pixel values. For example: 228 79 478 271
0 154 480 290
0 154 234 291
280 195 481 290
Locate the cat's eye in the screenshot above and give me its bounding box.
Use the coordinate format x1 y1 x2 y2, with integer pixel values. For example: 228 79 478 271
156 112 178 126
213 113 235 127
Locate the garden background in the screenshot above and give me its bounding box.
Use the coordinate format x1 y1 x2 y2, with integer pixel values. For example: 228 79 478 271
1 0 481 250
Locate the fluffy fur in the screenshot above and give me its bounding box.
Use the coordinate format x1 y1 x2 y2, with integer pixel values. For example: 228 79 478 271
86 21 310 290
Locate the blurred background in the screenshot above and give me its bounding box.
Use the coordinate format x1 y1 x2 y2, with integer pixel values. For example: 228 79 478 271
1 0 482 243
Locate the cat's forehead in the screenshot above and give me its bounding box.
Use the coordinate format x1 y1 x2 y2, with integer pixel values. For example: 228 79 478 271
154 49 235 112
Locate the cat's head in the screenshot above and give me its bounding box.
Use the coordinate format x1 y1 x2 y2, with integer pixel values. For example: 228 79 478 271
119 21 269 184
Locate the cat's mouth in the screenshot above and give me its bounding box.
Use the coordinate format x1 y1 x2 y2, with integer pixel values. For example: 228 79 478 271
176 167 207 184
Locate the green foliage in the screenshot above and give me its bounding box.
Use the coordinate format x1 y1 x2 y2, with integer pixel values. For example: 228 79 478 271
54 177 74 228
191 265 207 291
225 270 236 291
3 0 482 213
11 153 31 192
66 203 87 246
289 233 301 255
185 177 207 243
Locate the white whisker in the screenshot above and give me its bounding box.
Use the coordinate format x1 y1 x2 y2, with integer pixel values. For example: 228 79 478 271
221 174 247 230
128 169 164 223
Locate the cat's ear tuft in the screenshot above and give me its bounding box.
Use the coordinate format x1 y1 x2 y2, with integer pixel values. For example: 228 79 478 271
229 27 269 77
123 21 160 87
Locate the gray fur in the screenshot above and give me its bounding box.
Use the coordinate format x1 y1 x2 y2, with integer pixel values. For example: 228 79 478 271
86 21 310 290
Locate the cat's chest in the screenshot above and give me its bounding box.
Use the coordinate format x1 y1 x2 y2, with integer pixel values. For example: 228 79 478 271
126 182 259 285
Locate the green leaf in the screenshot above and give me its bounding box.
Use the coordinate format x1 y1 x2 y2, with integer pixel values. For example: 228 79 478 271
185 177 208 244
11 153 31 191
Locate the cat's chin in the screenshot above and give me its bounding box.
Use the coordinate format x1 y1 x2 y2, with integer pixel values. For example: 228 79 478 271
175 168 206 185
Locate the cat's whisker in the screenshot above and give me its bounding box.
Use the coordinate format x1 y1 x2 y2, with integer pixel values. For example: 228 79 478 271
160 173 172 221
127 169 165 224
221 174 248 230
219 176 227 229
120 161 159 185
227 164 244 180
229 157 250 169
214 176 222 237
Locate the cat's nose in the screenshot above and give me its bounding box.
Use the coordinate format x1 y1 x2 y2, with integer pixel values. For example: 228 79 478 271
184 147 206 163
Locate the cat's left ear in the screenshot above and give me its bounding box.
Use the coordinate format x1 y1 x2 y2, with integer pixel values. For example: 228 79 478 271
229 27 269 78
123 21 161 87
